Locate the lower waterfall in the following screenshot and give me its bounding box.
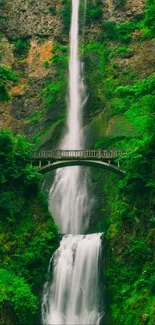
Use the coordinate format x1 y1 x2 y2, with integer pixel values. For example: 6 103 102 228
42 234 104 325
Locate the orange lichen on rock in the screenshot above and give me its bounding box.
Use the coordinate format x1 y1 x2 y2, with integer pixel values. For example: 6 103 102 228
39 41 53 62
27 39 53 78
9 78 27 96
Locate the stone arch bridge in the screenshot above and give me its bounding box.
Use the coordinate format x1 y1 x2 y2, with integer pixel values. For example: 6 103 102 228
32 150 128 175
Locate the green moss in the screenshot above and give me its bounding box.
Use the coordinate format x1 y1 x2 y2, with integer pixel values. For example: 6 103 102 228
35 118 65 148
39 42 68 126
27 110 41 122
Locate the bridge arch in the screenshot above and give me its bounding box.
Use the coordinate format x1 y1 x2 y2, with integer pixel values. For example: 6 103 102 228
39 160 125 176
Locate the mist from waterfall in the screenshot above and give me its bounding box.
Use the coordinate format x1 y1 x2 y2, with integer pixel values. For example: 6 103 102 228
42 234 103 325
49 0 90 234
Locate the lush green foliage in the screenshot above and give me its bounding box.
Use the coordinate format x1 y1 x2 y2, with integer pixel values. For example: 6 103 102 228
103 134 155 325
83 2 155 323
0 65 18 101
0 269 38 324
90 76 155 324
101 19 138 43
0 130 40 222
0 130 59 324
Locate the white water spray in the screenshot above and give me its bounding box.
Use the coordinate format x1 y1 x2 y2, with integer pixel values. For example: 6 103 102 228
49 0 90 234
42 234 103 325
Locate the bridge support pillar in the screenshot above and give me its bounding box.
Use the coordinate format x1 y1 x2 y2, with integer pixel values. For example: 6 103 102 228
108 160 111 164
48 161 51 165
39 161 42 168
98 150 101 159
118 161 120 168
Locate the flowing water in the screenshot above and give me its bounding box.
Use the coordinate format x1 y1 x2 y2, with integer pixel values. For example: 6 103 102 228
42 234 103 325
42 1 104 324
49 0 90 235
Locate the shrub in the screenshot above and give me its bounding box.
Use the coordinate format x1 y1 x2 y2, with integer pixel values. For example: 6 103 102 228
117 46 134 58
13 39 30 58
102 21 117 40
61 0 71 33
130 240 151 266
144 4 155 36
149 274 155 295
86 7 102 22
0 65 18 101
115 75 155 97
116 21 137 43
0 2 6 8
49 5 56 15
114 0 126 9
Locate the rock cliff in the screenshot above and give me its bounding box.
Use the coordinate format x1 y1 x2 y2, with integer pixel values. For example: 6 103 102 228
1 0 154 150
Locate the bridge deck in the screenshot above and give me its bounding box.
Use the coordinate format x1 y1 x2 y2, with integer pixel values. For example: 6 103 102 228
33 149 127 160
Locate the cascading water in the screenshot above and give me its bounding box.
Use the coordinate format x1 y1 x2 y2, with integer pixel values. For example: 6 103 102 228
42 1 104 324
49 0 90 235
42 234 103 325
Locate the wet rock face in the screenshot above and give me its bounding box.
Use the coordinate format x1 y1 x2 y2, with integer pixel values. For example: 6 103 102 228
1 0 62 39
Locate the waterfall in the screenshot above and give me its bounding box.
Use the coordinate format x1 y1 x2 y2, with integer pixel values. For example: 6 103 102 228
42 234 103 325
42 1 104 324
49 0 90 234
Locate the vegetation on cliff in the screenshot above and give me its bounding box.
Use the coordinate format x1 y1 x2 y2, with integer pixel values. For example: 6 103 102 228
0 0 154 324
83 1 155 324
0 130 59 325
103 133 155 325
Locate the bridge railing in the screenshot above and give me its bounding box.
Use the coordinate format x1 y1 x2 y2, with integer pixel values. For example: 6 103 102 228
32 150 128 160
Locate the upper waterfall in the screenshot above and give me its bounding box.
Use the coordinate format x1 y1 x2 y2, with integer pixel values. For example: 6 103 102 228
65 0 83 150
49 0 91 234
